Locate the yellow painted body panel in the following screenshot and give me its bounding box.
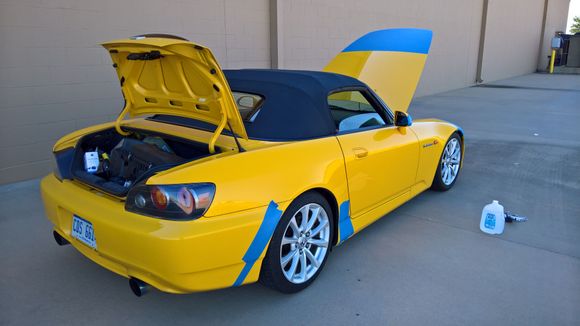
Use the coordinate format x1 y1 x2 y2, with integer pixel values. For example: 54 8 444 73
42 117 460 293
349 120 462 235
324 51 428 112
102 37 248 145
147 135 350 217
41 174 288 292
336 126 420 218
41 31 464 294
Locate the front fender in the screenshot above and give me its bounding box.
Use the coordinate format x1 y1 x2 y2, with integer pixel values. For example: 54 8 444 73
410 119 463 189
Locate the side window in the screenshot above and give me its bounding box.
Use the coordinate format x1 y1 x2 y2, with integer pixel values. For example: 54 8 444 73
232 91 264 122
328 90 387 132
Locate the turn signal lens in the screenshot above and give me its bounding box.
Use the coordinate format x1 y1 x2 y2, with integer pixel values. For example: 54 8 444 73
125 183 215 220
150 186 168 209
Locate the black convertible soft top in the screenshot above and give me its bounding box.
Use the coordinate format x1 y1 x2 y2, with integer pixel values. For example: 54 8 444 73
152 69 371 141
225 69 368 140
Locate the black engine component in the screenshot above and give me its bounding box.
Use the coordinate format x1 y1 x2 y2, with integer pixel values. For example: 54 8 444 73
68 127 214 197
108 138 186 184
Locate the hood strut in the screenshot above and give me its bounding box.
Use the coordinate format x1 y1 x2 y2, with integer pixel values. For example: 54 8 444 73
114 98 228 154
115 101 132 136
228 122 245 153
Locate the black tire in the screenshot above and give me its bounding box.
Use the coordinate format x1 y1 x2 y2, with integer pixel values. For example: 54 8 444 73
260 192 334 293
431 132 462 191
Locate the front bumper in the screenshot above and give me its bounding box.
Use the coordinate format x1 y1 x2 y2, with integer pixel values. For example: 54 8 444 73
40 174 275 293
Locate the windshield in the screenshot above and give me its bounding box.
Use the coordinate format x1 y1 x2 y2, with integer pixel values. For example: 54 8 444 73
232 91 264 122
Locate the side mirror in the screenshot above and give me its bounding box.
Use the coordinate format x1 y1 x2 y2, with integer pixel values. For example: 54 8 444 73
394 111 412 127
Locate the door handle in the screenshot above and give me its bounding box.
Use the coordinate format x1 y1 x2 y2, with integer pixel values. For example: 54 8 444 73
353 147 368 158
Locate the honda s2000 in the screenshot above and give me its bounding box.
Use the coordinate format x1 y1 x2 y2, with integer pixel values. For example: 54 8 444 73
41 29 464 295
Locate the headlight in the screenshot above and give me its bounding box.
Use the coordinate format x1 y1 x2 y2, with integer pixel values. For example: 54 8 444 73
125 183 215 220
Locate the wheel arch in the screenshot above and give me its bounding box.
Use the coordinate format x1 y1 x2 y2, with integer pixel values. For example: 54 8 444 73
453 127 465 160
299 187 340 248
455 127 464 144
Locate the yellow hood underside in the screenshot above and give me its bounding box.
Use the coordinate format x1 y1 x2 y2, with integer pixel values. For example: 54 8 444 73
102 37 248 141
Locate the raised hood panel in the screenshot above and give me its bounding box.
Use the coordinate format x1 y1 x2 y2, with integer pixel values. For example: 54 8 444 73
324 28 432 113
102 37 247 140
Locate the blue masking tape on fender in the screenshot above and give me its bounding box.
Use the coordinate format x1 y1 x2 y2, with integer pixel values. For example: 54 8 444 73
233 200 283 286
338 200 354 244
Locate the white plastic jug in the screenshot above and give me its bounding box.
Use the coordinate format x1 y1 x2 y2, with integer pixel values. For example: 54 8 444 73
480 200 505 235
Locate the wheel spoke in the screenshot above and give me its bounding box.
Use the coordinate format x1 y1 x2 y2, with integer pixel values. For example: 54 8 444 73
287 252 300 277
452 147 459 157
451 142 460 156
282 236 298 246
308 238 328 248
310 219 328 237
281 203 330 284
281 249 297 267
304 248 319 268
299 205 310 230
289 217 300 234
446 166 453 184
304 206 319 232
299 251 307 281
449 140 457 155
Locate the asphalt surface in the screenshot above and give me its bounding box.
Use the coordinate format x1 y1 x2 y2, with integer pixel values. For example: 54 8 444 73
1 73 579 325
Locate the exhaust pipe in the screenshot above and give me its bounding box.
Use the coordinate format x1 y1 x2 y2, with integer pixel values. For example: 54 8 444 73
129 278 149 297
53 231 70 246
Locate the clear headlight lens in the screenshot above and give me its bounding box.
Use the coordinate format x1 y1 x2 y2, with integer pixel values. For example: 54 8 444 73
125 183 215 220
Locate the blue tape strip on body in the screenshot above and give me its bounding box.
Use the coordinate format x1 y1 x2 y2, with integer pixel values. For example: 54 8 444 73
342 28 432 54
456 126 464 136
338 200 354 244
233 200 283 286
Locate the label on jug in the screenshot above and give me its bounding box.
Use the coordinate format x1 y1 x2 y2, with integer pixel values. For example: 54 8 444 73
484 213 496 230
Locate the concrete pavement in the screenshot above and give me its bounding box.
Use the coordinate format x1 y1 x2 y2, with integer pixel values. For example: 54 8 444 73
1 73 579 325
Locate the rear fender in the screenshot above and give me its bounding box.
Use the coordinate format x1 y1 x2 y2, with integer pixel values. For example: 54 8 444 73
147 136 351 218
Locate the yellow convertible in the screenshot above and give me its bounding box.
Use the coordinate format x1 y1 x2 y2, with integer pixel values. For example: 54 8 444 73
41 29 464 295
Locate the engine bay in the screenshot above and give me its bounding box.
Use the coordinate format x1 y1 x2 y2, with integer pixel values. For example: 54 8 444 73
70 128 214 196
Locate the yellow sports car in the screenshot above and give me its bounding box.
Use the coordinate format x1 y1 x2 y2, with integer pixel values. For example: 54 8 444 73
41 29 464 296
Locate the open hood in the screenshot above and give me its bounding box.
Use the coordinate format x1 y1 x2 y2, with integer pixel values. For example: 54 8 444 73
102 36 248 145
324 28 432 113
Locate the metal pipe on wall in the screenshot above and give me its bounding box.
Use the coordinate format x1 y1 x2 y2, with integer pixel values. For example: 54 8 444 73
475 0 489 83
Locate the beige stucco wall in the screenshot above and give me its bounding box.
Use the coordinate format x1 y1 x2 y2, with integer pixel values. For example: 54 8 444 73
0 0 269 184
279 0 484 97
0 0 570 184
538 0 571 70
481 0 545 82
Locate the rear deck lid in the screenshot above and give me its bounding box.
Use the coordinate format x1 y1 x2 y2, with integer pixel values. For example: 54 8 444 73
102 36 248 140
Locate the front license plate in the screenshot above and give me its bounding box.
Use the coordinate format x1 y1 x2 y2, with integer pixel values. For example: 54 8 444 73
71 215 97 249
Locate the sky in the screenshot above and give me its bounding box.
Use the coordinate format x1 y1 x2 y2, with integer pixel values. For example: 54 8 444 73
567 0 580 33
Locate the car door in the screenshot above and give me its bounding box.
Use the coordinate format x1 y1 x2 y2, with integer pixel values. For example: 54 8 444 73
330 89 420 218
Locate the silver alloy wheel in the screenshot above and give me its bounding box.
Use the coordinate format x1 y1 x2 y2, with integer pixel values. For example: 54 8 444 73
441 138 461 185
280 203 330 284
